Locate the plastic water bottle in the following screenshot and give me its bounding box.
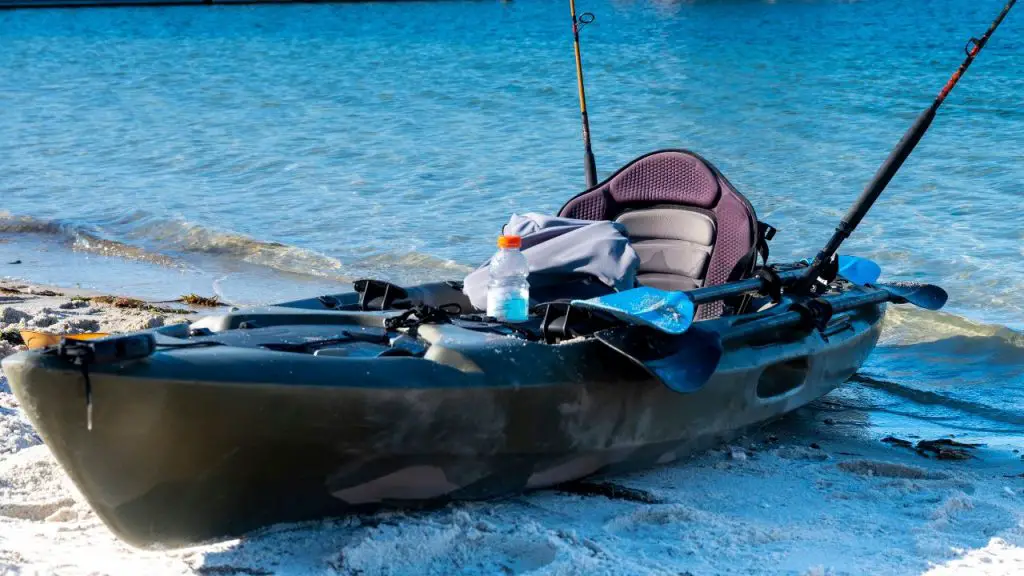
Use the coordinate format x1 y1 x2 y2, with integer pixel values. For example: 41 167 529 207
486 234 530 323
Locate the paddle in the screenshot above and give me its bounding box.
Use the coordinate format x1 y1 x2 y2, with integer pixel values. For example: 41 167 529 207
594 322 722 394
869 281 947 311
597 282 947 393
837 255 881 285
571 254 881 335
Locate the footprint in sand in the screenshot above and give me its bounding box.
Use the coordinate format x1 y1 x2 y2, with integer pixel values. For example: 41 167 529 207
604 504 704 534
775 446 830 461
0 498 76 522
488 535 559 574
44 506 79 523
330 517 559 575
837 460 949 480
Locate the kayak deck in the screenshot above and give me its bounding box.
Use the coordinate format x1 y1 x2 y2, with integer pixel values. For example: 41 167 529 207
2 286 885 548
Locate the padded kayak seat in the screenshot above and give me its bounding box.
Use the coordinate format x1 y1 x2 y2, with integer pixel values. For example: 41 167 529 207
558 149 765 319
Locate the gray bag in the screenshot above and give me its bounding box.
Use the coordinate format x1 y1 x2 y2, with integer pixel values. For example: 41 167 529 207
462 213 640 311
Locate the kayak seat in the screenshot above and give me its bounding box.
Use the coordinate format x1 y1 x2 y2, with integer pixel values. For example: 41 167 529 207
558 149 763 319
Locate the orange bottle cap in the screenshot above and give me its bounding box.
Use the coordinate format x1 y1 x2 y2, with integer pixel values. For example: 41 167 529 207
497 235 522 249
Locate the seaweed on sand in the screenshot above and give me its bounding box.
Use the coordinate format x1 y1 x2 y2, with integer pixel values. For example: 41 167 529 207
89 295 187 315
177 294 222 307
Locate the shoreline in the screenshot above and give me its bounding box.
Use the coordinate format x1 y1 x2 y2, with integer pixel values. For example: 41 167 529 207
1 280 1022 575
0 279 206 345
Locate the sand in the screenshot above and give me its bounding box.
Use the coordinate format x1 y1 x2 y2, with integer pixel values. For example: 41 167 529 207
1 281 1021 575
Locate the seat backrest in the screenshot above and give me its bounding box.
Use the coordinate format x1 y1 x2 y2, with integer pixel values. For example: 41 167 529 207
558 149 761 319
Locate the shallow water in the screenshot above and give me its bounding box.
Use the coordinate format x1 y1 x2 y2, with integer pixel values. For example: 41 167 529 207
1 0 1022 445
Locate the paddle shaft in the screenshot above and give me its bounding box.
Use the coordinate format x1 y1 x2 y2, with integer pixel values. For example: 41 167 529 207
569 0 599 188
794 0 1016 294
690 266 806 305
721 287 893 345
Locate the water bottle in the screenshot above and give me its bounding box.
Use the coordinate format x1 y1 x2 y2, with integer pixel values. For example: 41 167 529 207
486 234 530 323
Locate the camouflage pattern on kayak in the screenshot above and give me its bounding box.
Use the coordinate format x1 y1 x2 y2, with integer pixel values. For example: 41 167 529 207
2 279 886 549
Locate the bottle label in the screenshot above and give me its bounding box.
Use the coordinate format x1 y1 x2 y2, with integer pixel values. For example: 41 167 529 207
487 292 529 323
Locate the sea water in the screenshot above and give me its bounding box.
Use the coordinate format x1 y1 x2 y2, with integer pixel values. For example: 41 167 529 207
0 0 1021 445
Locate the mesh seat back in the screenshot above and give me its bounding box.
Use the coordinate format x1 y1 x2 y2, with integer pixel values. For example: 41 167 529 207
558 149 760 319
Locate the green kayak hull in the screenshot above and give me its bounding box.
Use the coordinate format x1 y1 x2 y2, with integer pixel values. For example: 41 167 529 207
2 286 885 549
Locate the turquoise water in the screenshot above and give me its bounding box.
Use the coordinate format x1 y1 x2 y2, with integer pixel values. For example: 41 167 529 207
0 1 1022 442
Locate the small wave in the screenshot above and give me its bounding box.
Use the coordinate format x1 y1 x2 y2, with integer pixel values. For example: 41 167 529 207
0 210 347 279
857 307 1024 432
0 211 177 266
352 251 476 276
880 305 1024 348
0 211 477 287
110 213 347 279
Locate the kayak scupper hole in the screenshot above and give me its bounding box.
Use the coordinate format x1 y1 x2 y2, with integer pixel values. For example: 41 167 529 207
756 356 809 399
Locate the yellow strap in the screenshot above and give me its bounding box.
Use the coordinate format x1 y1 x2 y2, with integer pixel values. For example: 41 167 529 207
20 330 111 350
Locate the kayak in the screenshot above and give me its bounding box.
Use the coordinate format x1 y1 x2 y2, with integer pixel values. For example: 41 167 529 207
0 0 1006 547
1 272 891 549
1 147 953 549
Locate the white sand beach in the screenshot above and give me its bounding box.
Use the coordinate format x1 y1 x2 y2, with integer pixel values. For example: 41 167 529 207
1 281 1022 576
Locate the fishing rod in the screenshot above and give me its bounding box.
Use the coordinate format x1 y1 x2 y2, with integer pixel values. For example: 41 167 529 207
793 0 1017 295
570 0 599 188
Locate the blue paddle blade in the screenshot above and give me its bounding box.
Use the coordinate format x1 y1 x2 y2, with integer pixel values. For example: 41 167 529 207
571 287 696 335
876 281 948 311
594 325 723 393
837 255 882 285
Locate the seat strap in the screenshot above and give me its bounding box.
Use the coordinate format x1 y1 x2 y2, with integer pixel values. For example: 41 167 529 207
729 221 777 316
756 220 777 267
